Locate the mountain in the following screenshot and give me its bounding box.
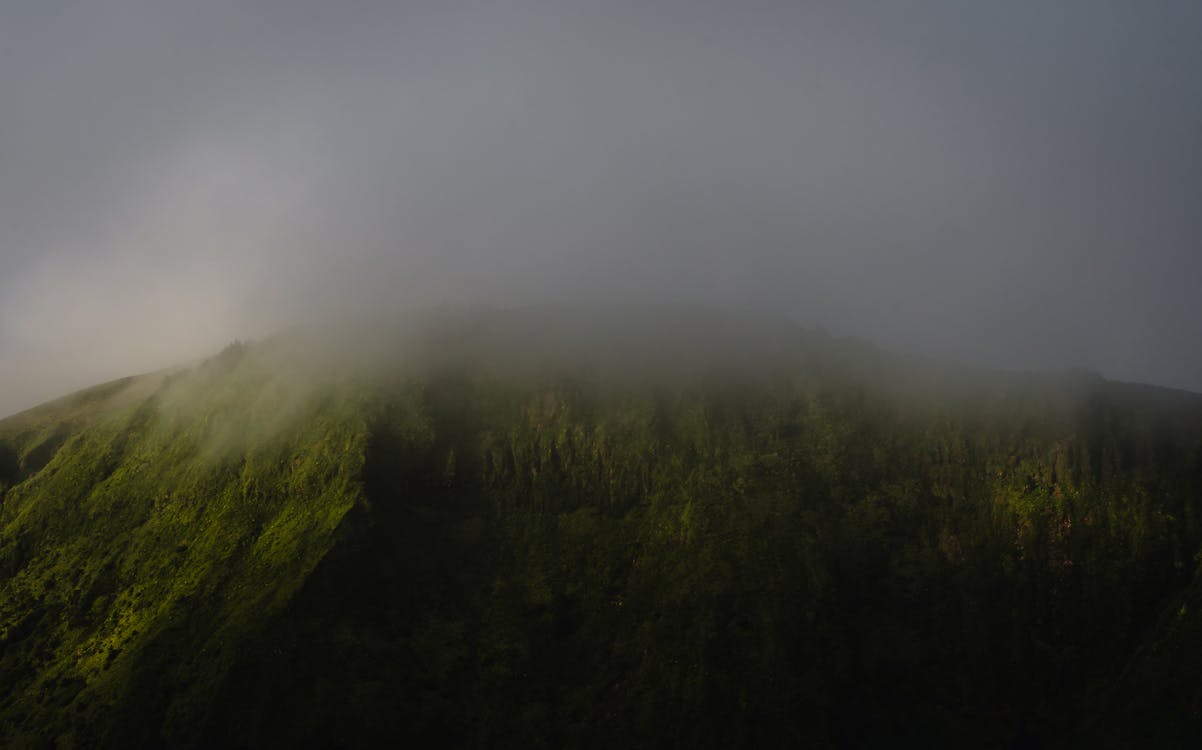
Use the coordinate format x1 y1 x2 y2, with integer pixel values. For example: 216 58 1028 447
2 306 1201 747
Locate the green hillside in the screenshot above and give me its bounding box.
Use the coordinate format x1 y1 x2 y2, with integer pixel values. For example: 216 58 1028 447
2 308 1201 747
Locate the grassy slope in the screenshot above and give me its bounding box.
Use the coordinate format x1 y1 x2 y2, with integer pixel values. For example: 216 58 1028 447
0 345 368 748
2 310 1202 746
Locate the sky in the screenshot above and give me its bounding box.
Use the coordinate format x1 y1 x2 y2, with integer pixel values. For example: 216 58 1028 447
2 0 1201 416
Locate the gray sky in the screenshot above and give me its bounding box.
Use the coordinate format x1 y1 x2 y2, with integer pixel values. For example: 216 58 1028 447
2 0 1201 416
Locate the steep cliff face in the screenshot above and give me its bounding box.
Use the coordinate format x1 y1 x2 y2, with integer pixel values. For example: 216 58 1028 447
2 311 1202 747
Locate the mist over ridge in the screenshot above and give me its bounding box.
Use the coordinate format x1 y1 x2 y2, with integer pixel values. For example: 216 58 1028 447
2 1 1201 417
6 298 1202 423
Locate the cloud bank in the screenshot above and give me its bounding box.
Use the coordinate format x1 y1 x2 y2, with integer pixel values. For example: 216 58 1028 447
2 0 1201 415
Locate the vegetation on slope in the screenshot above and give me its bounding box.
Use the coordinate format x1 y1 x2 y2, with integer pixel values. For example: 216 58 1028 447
0 345 368 747
2 308 1201 747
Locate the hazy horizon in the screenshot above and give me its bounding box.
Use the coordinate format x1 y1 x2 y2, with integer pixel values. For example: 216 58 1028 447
3 1 1201 416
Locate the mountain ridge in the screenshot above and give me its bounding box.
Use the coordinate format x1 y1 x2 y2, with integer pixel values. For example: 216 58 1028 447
2 305 1201 746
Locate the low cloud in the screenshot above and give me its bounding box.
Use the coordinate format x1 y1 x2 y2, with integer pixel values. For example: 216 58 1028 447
2 1 1201 416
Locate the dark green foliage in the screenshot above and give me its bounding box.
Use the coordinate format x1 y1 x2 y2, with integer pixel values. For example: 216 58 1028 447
0 440 17 491
2 311 1202 747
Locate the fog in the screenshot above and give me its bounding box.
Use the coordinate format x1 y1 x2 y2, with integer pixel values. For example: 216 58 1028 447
2 1 1201 417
